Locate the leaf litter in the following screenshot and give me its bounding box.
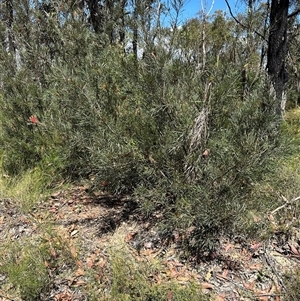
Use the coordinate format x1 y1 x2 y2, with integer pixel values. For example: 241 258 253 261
0 186 299 300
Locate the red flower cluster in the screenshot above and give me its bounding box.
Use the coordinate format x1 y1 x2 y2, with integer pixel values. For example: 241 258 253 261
29 115 38 124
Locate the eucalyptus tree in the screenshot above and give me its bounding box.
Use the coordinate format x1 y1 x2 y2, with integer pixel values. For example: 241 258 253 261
226 0 300 116
286 13 300 107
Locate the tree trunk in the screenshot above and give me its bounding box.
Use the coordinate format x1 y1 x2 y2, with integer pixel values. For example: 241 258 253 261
267 0 289 116
132 3 138 59
86 0 104 34
3 0 15 54
119 0 127 44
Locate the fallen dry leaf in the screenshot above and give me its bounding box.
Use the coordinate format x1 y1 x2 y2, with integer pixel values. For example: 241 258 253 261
189 271 202 280
70 245 78 258
73 279 87 287
140 249 156 256
3 184 294 301
225 244 234 252
249 263 262 270
96 256 107 268
66 276 76 286
177 265 187 276
75 267 85 277
51 191 61 198
144 241 153 249
44 260 55 269
170 260 184 267
215 294 225 301
68 224 75 232
242 248 248 256
58 213 64 219
86 254 96 268
250 242 262 250
55 290 72 301
49 207 58 213
269 283 281 297
176 275 190 282
216 273 229 281
201 282 214 289
166 267 177 278
153 274 163 284
125 232 137 242
167 290 173 301
288 243 300 256
49 246 58 259
243 280 256 291
76 260 83 267
172 231 180 242
94 272 102 282
222 269 229 278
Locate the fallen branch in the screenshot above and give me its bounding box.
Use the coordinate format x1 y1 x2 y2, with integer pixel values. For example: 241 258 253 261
255 293 282 298
271 195 300 215
263 242 286 291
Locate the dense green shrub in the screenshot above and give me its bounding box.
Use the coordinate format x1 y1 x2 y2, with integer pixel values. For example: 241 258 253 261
0 2 296 258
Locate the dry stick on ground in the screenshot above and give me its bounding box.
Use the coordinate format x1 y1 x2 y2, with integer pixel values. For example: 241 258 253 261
271 195 300 215
263 241 286 291
264 194 300 292
255 293 283 298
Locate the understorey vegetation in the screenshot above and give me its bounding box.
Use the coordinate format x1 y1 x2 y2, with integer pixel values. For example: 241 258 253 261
0 1 300 299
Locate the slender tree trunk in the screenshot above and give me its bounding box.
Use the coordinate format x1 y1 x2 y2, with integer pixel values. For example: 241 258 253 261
119 0 127 44
267 0 289 116
86 0 103 34
105 0 115 44
241 0 254 101
2 0 17 72
132 3 138 59
4 0 15 54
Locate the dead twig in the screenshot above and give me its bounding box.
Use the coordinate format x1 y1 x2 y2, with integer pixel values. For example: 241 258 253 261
271 195 300 215
263 241 286 291
255 293 283 297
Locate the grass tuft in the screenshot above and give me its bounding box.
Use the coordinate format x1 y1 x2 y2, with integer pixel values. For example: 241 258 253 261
0 165 65 212
283 268 300 301
88 226 208 301
0 240 50 301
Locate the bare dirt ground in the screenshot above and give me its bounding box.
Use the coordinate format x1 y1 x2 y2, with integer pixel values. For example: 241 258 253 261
0 186 299 301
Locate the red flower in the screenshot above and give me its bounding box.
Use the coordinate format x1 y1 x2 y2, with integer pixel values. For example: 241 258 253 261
29 115 38 124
